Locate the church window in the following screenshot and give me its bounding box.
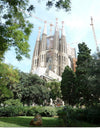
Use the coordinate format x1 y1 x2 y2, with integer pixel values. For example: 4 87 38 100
59 56 60 65
47 38 49 50
49 65 52 70
64 47 65 53
62 56 63 61
59 67 60 76
35 59 37 65
40 55 42 61
42 55 43 61
64 57 66 61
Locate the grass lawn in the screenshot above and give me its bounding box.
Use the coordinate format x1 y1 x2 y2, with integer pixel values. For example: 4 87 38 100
0 116 64 127
0 116 99 127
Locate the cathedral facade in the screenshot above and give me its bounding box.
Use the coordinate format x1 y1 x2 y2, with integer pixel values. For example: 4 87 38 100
31 19 76 81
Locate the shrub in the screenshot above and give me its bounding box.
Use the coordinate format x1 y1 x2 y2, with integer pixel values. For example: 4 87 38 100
57 105 100 126
0 106 18 117
17 106 29 116
41 106 57 117
0 105 63 117
86 106 100 124
26 107 36 116
58 106 74 126
4 99 23 107
0 106 29 117
27 106 60 117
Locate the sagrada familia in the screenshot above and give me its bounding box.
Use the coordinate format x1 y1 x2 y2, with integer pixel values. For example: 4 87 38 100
31 19 76 81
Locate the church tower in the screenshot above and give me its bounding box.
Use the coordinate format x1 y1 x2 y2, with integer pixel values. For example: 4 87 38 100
52 18 59 75
59 21 68 75
31 27 41 73
38 21 47 68
31 19 76 81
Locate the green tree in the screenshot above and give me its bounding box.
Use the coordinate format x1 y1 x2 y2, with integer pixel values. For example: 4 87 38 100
76 42 92 106
45 0 71 12
88 52 100 105
0 0 33 60
11 72 50 106
46 81 62 100
61 66 76 106
0 62 19 104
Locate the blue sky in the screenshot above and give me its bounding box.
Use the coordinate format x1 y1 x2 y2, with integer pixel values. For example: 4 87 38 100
4 0 100 73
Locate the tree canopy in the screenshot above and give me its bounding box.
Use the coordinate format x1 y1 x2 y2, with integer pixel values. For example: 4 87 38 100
0 62 19 103
76 42 92 106
61 66 76 106
11 72 50 106
45 0 71 12
46 81 62 100
0 0 33 60
88 52 100 105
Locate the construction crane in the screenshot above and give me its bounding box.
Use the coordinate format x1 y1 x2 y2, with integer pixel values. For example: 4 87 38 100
18 7 78 47
90 16 99 52
17 7 54 27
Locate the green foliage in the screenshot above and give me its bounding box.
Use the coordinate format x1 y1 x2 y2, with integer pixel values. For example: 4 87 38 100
74 106 100 124
58 105 100 126
46 81 62 100
0 62 19 103
61 66 76 106
0 106 27 117
0 62 19 84
58 106 74 126
27 106 58 117
0 85 13 103
76 42 92 106
41 106 57 117
88 52 100 104
0 106 62 117
46 0 71 12
4 99 23 107
0 0 33 60
11 72 50 106
86 106 100 123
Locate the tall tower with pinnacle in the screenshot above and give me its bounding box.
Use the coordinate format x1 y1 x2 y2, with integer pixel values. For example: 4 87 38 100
31 19 76 81
39 21 47 68
31 27 41 73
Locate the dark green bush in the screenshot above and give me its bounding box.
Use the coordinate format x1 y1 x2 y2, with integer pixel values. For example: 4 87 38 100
58 106 74 126
41 106 57 117
4 99 23 107
0 105 62 117
73 108 87 121
0 106 29 117
26 107 36 116
27 106 60 117
0 106 18 117
18 106 29 116
57 105 100 126
86 106 100 124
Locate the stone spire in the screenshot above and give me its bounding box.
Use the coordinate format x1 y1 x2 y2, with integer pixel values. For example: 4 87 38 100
31 27 41 73
43 21 47 34
62 21 65 36
49 23 53 36
38 21 47 67
52 18 59 75
59 21 68 75
34 27 41 56
37 27 41 41
55 18 59 32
